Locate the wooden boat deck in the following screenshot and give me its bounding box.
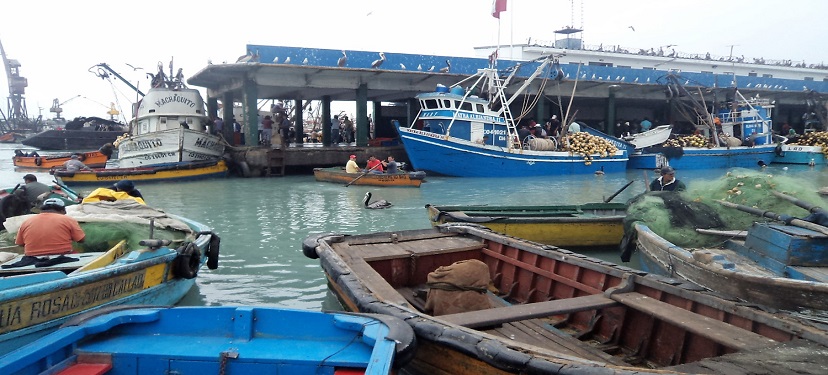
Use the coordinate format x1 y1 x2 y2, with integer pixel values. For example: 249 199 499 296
323 227 828 373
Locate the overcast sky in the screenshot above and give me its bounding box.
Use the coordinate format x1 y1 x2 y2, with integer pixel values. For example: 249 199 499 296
2 0 826 122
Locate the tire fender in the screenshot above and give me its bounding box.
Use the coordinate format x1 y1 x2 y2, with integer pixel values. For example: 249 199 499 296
173 242 201 279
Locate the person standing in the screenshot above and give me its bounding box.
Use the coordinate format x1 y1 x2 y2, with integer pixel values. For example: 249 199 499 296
568 120 581 134
331 115 340 145
342 116 354 144
640 117 653 132
232 117 244 145
261 115 274 146
15 198 85 257
649 166 686 192
213 116 224 136
345 154 360 173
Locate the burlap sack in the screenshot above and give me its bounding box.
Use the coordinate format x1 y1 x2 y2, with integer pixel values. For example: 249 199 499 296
424 259 492 316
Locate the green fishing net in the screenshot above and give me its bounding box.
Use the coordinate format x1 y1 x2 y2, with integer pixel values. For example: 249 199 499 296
74 221 188 253
626 168 825 248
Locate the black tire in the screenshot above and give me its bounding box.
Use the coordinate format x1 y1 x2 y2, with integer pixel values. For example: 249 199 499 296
206 233 220 270
173 242 201 279
34 157 42 166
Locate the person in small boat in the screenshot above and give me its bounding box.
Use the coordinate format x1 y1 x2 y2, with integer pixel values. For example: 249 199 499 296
111 179 143 199
382 156 399 174
365 155 384 173
63 154 92 172
345 154 360 173
15 174 52 212
649 166 686 192
14 198 85 258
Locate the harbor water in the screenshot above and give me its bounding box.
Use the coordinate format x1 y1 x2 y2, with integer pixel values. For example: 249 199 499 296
2 143 827 311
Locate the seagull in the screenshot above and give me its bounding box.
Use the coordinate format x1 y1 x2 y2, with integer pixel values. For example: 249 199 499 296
417 64 422 71
337 51 347 67
371 52 386 68
302 58 309 65
634 77 639 83
272 56 279 63
646 77 651 83
628 26 635 31
746 83 751 87
207 59 213 65
439 59 451 73
284 56 291 64
428 65 435 72
399 63 406 69
591 74 596 79
363 192 392 209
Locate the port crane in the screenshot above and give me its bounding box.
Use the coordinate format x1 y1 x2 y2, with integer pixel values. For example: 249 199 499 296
0 38 40 133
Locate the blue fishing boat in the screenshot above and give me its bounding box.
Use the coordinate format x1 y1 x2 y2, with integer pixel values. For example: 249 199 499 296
0 200 219 355
773 131 828 165
0 305 415 375
628 76 779 169
393 56 627 177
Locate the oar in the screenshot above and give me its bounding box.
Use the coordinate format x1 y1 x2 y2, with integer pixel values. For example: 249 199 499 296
771 190 826 214
715 200 828 235
604 180 635 203
345 163 380 187
52 179 79 198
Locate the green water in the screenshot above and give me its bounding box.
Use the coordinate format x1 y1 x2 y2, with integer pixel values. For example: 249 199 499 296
3 143 827 310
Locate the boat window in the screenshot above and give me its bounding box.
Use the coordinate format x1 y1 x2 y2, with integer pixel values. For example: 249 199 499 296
748 72 757 77
460 102 473 111
762 74 773 78
476 104 485 113
442 100 453 109
642 67 655 70
701 71 713 74
804 77 814 81
423 100 439 109
824 78 828 82
617 65 631 69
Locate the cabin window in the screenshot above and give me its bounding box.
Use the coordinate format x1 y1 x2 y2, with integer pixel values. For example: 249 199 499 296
476 104 485 113
617 65 631 69
804 77 814 81
460 102 473 111
701 71 713 74
823 78 828 82
442 100 452 109
642 67 655 70
748 72 757 77
763 74 773 78
424 99 439 109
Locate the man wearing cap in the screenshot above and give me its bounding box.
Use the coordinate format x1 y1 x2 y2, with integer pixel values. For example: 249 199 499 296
649 166 686 192
15 174 52 212
111 179 144 199
345 154 360 173
15 198 85 257
63 154 92 172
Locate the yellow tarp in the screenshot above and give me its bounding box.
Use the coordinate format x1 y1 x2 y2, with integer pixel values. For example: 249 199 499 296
82 188 146 205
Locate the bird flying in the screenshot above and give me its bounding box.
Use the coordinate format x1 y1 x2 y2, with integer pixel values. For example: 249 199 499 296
628 26 635 31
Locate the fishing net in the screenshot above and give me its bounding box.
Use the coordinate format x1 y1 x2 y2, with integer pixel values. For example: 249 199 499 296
74 221 188 253
625 168 825 248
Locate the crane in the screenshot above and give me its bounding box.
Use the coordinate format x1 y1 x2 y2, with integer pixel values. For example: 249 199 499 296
50 95 81 120
1 38 40 132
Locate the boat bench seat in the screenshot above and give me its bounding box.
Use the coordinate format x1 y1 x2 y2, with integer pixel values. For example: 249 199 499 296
56 363 112 375
438 294 619 328
610 292 779 351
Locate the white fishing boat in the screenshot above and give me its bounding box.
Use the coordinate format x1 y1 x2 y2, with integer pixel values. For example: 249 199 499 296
116 61 224 168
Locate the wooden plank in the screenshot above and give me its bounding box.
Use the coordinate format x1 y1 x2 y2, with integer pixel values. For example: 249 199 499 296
71 240 127 274
348 258 410 306
438 294 618 328
610 292 778 351
696 228 748 238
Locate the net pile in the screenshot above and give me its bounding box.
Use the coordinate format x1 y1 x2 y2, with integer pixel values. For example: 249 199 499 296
626 168 825 248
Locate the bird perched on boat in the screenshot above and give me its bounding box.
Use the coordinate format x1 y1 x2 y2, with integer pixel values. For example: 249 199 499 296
428 65 435 72
399 63 406 70
363 192 392 209
284 57 291 64
417 64 422 71
302 58 309 65
371 52 386 68
439 60 451 73
337 51 348 67
236 50 260 63
272 56 279 63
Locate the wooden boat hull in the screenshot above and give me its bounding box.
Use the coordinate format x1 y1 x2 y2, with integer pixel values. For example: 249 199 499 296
12 151 108 169
426 203 626 247
314 167 425 187
117 128 225 168
0 306 415 375
52 160 228 186
305 224 828 374
0 206 218 355
633 221 828 311
20 130 123 150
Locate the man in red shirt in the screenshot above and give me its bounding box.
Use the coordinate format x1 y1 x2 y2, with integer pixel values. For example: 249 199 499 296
15 198 85 257
365 155 384 173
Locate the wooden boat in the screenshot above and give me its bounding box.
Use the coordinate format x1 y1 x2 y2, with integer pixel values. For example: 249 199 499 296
12 150 108 169
51 160 228 186
393 55 628 177
425 202 626 247
20 117 126 151
116 61 224 168
0 305 415 375
1 183 80 230
314 167 426 187
0 200 220 355
304 224 828 374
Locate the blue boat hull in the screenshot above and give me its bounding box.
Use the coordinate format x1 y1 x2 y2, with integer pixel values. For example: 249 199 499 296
629 145 776 170
0 306 414 375
772 145 825 165
397 127 627 177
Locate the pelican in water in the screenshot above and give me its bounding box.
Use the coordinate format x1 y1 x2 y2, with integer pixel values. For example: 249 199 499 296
438 59 451 73
363 192 392 209
371 52 386 68
337 51 348 67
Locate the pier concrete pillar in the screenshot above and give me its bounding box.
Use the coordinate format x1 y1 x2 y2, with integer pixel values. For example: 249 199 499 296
321 96 332 145
606 85 619 135
372 101 381 139
242 80 259 146
356 84 368 147
207 97 219 122
294 99 304 144
222 92 235 143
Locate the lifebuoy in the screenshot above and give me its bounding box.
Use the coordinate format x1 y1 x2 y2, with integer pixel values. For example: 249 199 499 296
173 242 201 279
34 157 42 166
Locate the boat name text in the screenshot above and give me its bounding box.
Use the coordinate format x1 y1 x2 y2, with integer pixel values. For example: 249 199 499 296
155 94 197 108
121 138 164 152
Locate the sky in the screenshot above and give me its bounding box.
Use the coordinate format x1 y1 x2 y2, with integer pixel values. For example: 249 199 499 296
2 0 826 122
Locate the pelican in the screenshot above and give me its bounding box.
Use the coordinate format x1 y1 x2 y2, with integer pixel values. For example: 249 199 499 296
438 59 451 73
337 51 348 67
236 50 255 63
363 192 392 209
371 52 386 68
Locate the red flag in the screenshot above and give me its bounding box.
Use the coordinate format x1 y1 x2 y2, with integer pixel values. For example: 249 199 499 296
492 0 507 19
